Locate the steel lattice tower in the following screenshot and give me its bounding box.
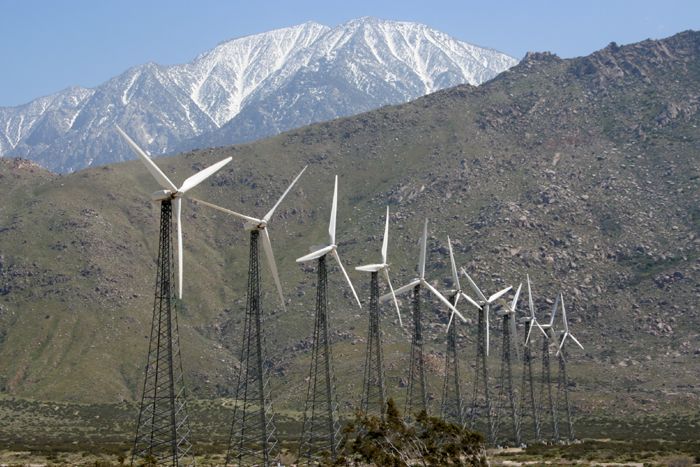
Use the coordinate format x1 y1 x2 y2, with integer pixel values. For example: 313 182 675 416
539 332 559 442
440 294 466 426
557 350 575 441
360 271 387 418
469 307 496 444
405 285 428 418
494 313 521 445
298 256 342 463
518 321 541 442
226 230 278 466
132 199 193 467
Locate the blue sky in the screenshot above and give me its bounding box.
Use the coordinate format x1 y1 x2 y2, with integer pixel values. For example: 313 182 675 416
0 0 697 106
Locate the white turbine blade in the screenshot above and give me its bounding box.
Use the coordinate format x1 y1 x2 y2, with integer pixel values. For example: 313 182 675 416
549 294 559 327
296 244 334 263
173 198 183 299
525 318 548 345
511 283 522 311
453 292 461 309
447 236 461 291
534 319 548 339
263 165 307 222
556 333 568 356
331 249 362 309
189 197 260 224
527 274 535 318
423 280 466 323
261 228 285 312
460 268 486 302
446 311 456 332
460 292 482 310
116 125 177 191
355 263 385 272
419 219 428 279
381 206 390 264
560 293 569 331
381 278 421 302
382 268 402 327
525 321 534 346
329 175 338 245
488 285 513 304
569 333 584 350
178 157 232 194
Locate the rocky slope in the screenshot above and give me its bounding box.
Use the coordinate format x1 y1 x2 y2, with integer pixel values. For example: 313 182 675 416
0 31 697 425
0 18 516 173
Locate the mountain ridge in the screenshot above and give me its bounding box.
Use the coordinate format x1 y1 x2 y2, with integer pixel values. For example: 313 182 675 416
0 17 516 173
0 31 697 429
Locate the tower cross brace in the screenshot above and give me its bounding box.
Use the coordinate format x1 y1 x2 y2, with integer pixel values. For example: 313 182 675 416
405 285 428 418
131 199 193 467
226 230 278 466
440 293 466 426
361 271 387 418
518 321 542 442
298 255 342 463
495 313 521 445
539 333 559 442
469 306 496 444
557 349 575 441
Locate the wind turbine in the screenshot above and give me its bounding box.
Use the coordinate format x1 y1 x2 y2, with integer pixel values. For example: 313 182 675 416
445 237 482 331
379 219 463 417
495 283 522 445
117 125 231 299
355 206 402 419
539 293 560 442
555 294 584 441
524 275 548 347
556 294 584 357
191 166 306 466
296 175 361 463
518 274 546 442
116 126 231 466
190 165 306 312
460 269 512 357
461 268 511 444
440 236 479 426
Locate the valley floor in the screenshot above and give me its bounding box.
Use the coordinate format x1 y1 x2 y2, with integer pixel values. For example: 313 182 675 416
1 396 699 466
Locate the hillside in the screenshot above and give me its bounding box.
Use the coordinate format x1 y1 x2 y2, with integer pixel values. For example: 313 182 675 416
0 30 698 431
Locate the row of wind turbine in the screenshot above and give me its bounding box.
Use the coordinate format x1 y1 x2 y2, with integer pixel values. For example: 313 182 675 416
117 122 588 458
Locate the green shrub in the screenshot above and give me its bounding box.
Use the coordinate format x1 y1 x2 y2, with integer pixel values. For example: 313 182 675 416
339 398 486 466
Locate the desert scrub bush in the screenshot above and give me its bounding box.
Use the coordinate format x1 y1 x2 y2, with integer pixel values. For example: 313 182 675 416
338 398 486 466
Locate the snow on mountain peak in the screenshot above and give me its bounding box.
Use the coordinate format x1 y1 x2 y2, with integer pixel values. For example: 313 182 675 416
0 18 517 172
171 22 331 126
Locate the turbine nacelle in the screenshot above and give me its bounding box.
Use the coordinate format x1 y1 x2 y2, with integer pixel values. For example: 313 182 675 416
297 244 336 262
355 263 388 273
150 189 177 202
244 220 267 231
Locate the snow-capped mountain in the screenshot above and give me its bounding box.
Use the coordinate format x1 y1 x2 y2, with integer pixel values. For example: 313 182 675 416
0 18 517 172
